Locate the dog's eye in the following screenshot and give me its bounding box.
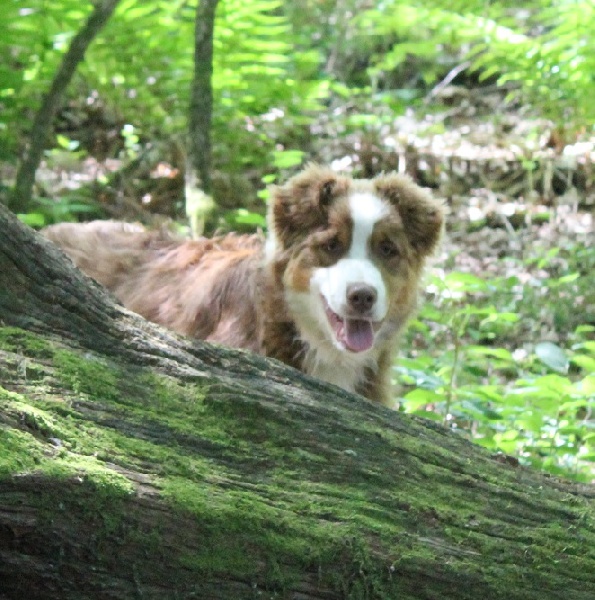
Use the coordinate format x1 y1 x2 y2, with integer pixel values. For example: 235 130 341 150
378 239 399 259
324 236 343 255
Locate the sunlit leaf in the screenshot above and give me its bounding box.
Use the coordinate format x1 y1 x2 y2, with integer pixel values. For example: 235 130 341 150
444 272 490 293
272 150 305 169
229 209 266 227
403 388 443 411
577 375 595 395
571 355 595 372
17 213 46 227
467 346 514 361
412 410 443 421
394 367 444 390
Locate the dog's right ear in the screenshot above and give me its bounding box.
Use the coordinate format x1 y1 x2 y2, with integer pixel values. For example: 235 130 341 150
268 164 348 250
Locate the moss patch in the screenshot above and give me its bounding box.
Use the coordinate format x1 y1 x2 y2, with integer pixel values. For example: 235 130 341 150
54 349 120 402
0 327 54 359
0 427 47 476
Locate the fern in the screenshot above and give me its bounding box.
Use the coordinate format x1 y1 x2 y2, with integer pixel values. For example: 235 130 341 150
0 0 324 171
357 0 595 127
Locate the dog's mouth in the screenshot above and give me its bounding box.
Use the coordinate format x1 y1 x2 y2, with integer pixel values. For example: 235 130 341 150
322 297 378 353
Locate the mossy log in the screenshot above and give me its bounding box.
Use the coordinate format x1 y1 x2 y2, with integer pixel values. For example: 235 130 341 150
0 203 594 600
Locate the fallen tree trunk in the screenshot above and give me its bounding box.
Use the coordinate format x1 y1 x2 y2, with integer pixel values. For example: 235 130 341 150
0 203 593 600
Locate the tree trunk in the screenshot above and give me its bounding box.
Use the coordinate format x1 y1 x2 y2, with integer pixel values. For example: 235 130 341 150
188 0 220 196
11 0 121 212
0 203 594 599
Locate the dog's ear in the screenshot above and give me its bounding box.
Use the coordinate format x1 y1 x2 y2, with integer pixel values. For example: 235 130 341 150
374 173 444 256
268 164 349 249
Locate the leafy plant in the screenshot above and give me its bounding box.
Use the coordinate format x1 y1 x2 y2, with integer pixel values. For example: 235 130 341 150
356 0 595 128
0 0 325 177
398 266 595 482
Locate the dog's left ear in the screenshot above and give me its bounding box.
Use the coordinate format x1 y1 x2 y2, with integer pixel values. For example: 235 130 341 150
269 164 349 249
374 173 444 255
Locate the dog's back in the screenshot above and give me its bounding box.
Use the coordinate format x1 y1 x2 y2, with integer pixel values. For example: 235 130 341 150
43 221 264 351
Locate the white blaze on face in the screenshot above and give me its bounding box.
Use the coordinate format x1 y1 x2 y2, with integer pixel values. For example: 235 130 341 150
311 191 390 353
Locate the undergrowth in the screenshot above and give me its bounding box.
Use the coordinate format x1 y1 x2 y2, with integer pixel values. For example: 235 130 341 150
398 241 595 482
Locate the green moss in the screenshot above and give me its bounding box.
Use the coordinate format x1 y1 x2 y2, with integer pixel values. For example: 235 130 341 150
0 386 133 495
0 427 46 475
54 349 120 401
0 326 54 359
2 327 594 597
163 476 382 594
42 454 135 496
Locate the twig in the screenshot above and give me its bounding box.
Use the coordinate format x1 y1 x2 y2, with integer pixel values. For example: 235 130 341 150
424 61 472 104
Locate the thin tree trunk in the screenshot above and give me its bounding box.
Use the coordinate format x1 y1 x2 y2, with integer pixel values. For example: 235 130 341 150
188 0 220 196
11 0 121 212
0 202 594 599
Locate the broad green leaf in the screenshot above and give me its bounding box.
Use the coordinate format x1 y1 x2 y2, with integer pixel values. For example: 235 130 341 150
403 388 444 411
573 341 595 355
535 342 569 374
412 410 443 421
394 367 444 390
575 325 595 336
481 312 519 324
230 209 266 228
272 150 305 169
17 213 46 227
577 375 595 395
571 355 595 373
558 399 589 413
443 272 489 293
558 425 588 436
467 346 514 361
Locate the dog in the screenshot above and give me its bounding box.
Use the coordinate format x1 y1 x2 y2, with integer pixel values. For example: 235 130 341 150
43 164 444 404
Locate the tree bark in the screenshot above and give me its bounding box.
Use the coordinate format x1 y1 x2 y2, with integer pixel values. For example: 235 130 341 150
188 0 220 196
11 0 121 212
0 202 594 600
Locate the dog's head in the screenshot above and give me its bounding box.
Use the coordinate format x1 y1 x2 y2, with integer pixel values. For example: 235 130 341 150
266 164 444 355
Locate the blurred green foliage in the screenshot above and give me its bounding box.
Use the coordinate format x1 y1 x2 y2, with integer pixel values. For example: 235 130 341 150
2 1 593 167
357 0 595 124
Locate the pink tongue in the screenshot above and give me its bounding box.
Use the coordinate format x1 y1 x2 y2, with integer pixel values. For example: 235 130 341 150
344 319 374 352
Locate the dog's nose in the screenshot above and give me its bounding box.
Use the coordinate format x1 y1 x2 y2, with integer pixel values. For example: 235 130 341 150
347 283 377 314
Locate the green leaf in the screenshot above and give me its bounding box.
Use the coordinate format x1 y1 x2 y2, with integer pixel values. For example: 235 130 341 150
403 388 444 411
394 367 444 390
443 272 490 293
535 342 569 374
272 150 305 169
571 355 595 373
412 410 443 421
17 213 46 228
467 346 514 361
532 374 574 396
229 209 266 227
575 325 595 336
578 375 595 395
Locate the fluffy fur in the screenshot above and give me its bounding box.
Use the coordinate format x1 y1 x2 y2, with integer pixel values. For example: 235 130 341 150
43 164 443 404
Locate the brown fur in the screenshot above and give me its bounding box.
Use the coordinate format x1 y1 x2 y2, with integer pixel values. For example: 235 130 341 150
43 165 443 404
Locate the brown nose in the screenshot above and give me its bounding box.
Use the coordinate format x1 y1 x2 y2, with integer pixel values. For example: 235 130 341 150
347 283 377 314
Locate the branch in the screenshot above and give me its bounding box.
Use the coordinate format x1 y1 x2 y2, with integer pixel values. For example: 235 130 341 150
188 0 220 196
